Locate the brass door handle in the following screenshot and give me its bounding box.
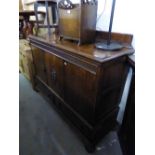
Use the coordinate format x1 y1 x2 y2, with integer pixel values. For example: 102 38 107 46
51 69 56 81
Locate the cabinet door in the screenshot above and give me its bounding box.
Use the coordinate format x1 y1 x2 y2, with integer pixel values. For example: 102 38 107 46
63 61 97 124
31 47 47 83
95 58 129 121
45 52 64 98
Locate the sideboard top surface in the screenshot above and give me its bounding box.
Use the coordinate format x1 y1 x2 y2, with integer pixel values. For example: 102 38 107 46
29 34 134 63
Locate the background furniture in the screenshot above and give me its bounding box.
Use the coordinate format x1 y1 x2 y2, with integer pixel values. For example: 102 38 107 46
19 10 45 38
29 32 134 152
19 39 34 84
34 0 58 35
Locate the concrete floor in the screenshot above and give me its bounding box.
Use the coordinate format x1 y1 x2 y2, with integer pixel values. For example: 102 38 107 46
19 74 123 155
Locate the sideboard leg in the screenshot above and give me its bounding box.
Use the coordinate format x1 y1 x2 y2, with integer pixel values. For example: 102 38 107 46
84 143 96 153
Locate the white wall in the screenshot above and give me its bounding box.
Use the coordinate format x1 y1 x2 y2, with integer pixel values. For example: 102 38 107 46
97 0 135 33
21 0 135 46
96 0 135 47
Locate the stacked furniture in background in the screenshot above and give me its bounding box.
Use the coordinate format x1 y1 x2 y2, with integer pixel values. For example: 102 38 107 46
19 39 34 83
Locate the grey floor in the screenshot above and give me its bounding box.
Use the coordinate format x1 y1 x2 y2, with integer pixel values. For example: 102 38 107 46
19 74 123 155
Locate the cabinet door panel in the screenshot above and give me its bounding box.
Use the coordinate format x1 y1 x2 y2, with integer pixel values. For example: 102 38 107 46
64 61 97 124
32 47 47 83
45 52 64 98
96 58 129 121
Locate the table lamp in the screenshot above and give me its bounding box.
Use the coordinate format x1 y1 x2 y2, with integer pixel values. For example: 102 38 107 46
95 0 123 51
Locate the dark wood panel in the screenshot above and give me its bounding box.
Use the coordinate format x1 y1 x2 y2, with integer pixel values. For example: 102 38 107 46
64 61 97 124
45 51 64 98
31 47 47 84
30 41 99 74
95 57 129 122
29 33 135 153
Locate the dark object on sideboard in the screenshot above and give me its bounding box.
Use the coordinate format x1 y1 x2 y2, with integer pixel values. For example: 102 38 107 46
95 0 123 51
58 0 98 45
119 55 135 155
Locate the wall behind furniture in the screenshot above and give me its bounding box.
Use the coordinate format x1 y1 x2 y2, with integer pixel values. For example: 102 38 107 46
20 0 135 47
96 0 135 47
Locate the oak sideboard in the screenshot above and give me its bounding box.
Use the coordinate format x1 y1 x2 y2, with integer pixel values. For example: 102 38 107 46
29 33 134 152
